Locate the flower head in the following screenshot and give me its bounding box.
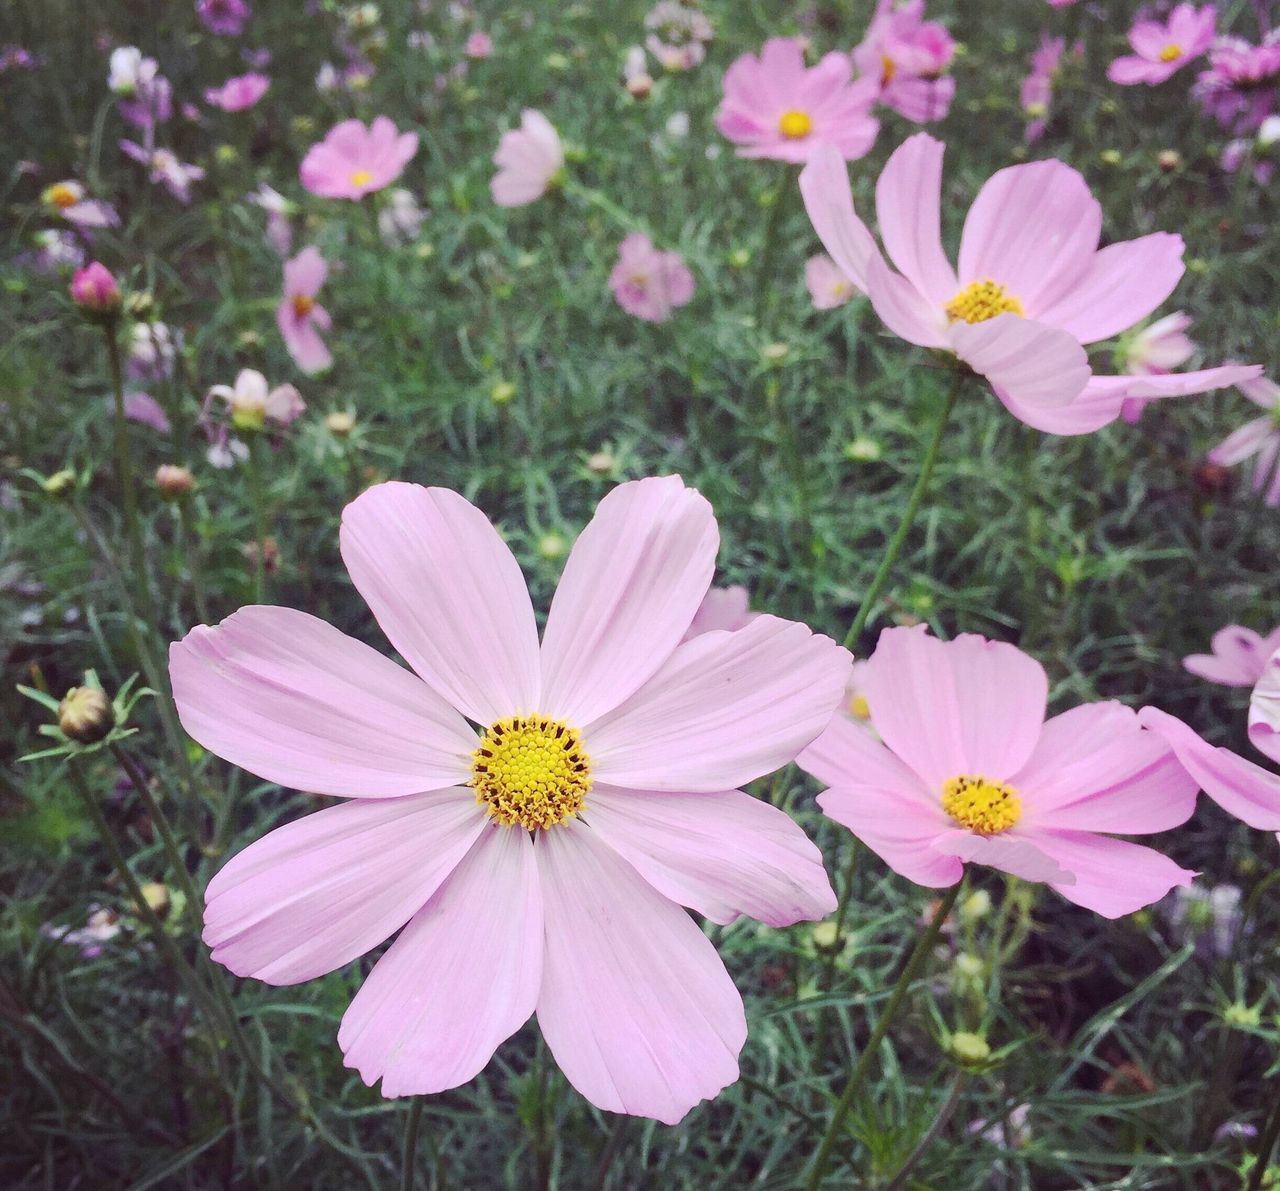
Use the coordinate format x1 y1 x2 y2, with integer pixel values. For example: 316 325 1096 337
805 253 855 309
491 109 564 207
464 31 492 59
1207 374 1280 505
209 368 304 432
1194 32 1280 131
42 180 119 229
852 0 957 124
276 247 332 374
198 0 252 36
127 322 181 381
1116 311 1197 422
120 141 205 204
300 117 418 200
608 233 695 323
1108 4 1216 86
205 72 270 111
1184 624 1280 687
70 262 121 315
644 1 713 72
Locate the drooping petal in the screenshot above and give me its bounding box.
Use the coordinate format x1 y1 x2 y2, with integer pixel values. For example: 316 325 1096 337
931 829 1072 884
949 315 1090 409
817 785 962 887
1185 625 1271 686
798 143 878 291
170 607 476 797
340 482 541 725
1208 417 1275 468
1248 649 1280 764
866 253 949 348
338 824 542 1097
875 132 957 306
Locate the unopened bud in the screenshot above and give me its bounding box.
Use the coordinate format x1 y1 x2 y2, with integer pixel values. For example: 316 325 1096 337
125 290 155 320
959 889 992 923
154 464 194 500
70 262 121 316
537 531 568 561
811 921 842 952
626 73 654 100
325 410 356 437
1158 149 1181 172
138 882 170 917
586 450 615 475
490 379 517 405
42 469 76 498
948 1031 991 1066
58 686 115 744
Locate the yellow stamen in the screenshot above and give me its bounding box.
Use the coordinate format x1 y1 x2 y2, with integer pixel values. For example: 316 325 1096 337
945 279 1024 324
471 714 591 830
45 183 79 209
350 169 373 187
292 294 314 318
1158 43 1182 63
942 775 1022 835
778 109 813 139
849 693 871 721
881 54 897 85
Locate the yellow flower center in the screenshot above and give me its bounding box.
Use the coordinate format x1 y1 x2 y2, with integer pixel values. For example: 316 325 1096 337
945 279 1025 324
849 693 871 721
1158 43 1182 63
292 294 314 318
881 54 897 84
350 169 373 187
45 183 79 209
471 715 591 830
230 401 266 433
942 775 1022 835
778 109 813 139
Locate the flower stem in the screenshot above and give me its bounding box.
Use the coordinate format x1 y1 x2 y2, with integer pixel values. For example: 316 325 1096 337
177 499 211 624
803 883 962 1190
401 1097 425 1191
246 434 268 602
754 173 794 327
1248 1082 1280 1191
882 1071 966 1191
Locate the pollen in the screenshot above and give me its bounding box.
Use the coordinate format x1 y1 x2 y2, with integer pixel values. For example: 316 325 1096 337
350 169 374 187
292 294 314 318
778 109 813 139
1158 43 1182 63
945 279 1025 325
45 183 79 209
881 55 897 84
471 714 591 830
849 693 871 721
942 775 1022 835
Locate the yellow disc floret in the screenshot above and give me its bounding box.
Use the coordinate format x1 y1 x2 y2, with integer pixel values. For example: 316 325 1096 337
350 169 374 187
44 182 80 209
945 279 1025 325
778 109 813 139
471 715 591 830
1158 43 1182 62
942 775 1021 835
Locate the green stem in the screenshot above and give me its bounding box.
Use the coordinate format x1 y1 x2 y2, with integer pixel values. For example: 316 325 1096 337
754 172 794 327
882 1072 966 1191
401 1097 425 1191
1249 1084 1280 1191
246 434 268 602
813 841 861 1065
804 883 962 1190
177 499 211 624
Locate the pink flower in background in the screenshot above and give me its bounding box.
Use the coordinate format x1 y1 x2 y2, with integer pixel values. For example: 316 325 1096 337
120 142 205 204
1249 650 1280 765
42 180 119 229
128 322 181 381
852 0 957 124
300 117 418 200
209 368 305 432
805 253 855 309
491 109 564 206
1207 374 1280 504
608 233 695 323
28 229 85 271
799 134 1261 434
171 476 848 1122
248 183 293 255
717 37 880 163
115 59 172 129
1184 625 1280 687
799 626 1199 917
1020 34 1067 142
124 392 172 434
1118 312 1196 423
464 31 492 59
70 262 120 313
683 585 759 640
205 72 270 111
1108 5 1215 86
41 906 122 958
645 1 713 72
276 247 332 374
1195 32 1280 131
198 0 252 36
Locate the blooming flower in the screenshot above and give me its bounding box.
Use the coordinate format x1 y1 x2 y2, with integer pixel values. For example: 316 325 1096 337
798 626 1198 917
1117 311 1196 422
851 0 957 124
1108 5 1215 86
798 133 1260 433
491 109 564 207
120 142 206 204
107 46 150 95
41 905 122 957
41 180 119 229
805 253 855 309
608 233 695 323
717 37 880 162
1184 624 1280 686
197 0 252 36
378 188 426 245
1020 34 1067 143
170 476 848 1121
683 585 759 639
1194 32 1280 132
464 31 492 59
300 117 418 201
1207 375 1280 505
276 247 332 374
209 368 304 432
204 72 270 111
644 1 713 72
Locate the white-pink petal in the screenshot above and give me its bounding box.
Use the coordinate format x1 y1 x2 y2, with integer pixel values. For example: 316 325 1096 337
797 143 878 292
817 785 962 887
949 315 1090 409
874 132 957 306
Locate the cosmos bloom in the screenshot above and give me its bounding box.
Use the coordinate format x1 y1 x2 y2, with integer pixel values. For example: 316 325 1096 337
204 72 270 111
114 54 172 129
170 476 849 1122
717 37 880 163
798 626 1199 917
70 262 120 313
464 31 492 59
1020 34 1067 143
645 1 713 72
490 109 564 206
300 117 418 200
682 585 759 640
608 233 695 323
197 0 252 36
805 253 855 309
1108 5 1215 86
1184 624 1280 687
41 180 119 229
1207 375 1280 505
1194 32 1280 132
120 142 205 204
851 0 957 124
209 368 304 432
1118 311 1196 423
276 247 332 374
799 133 1261 433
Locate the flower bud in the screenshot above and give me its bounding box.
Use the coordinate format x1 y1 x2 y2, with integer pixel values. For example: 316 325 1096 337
154 464 194 500
137 882 170 917
70 262 121 316
948 1031 991 1066
811 921 842 953
537 531 568 561
42 469 76 498
58 685 115 744
1158 149 1181 172
626 72 654 100
325 410 356 437
959 889 992 923
586 450 616 475
490 379 517 405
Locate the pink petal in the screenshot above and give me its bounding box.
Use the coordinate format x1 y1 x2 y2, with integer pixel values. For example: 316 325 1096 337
875 132 957 305
1185 625 1270 686
931 829 1072 883
169 607 476 797
339 824 542 1097
586 614 851 791
535 821 745 1124
1108 55 1176 85
817 786 962 887
540 476 718 726
798 711 927 796
798 143 878 291
1248 648 1280 764
283 246 326 297
339 482 541 725
949 315 1090 409
584 785 836 926
866 252 949 348
1208 417 1274 467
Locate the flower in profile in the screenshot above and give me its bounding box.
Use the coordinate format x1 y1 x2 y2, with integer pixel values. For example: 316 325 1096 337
1162 882 1242 957
491 109 564 206
300 117 418 200
852 0 957 124
608 233 694 323
683 585 759 639
41 905 122 957
120 142 206 204
378 188 426 246
112 49 172 128
248 182 293 255
127 322 181 381
41 180 119 229
197 0 252 36
1184 624 1280 687
1194 31 1280 132
28 229 85 271
204 72 270 111
805 253 854 309
799 133 1261 433
799 626 1199 917
1108 5 1215 86
70 262 120 314
276 247 332 374
1116 311 1196 422
464 31 492 59
717 37 880 162
170 476 848 1121
645 1 713 72
209 368 304 432
1207 374 1280 505
1020 34 1068 142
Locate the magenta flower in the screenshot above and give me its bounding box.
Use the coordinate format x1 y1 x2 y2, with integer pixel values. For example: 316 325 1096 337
170 477 848 1121
717 37 880 163
1184 624 1280 687
300 117 418 201
799 133 1261 433
799 627 1198 917
491 109 564 207
852 0 957 124
276 247 332 375
70 262 120 313
683 585 759 640
805 253 855 309
1207 374 1280 504
608 233 695 323
204 72 270 111
41 180 119 229
1108 4 1215 86
197 0 251 36
120 142 205 204
1194 32 1280 131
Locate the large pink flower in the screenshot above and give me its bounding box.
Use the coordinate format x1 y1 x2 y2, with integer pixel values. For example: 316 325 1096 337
798 627 1198 917
1207 374 1280 505
1184 624 1280 687
490 109 564 207
275 247 332 374
799 133 1260 433
716 37 880 163
300 117 418 200
1108 4 1216 86
170 477 848 1123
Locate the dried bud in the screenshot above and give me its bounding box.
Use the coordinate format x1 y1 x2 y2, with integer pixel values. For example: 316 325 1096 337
70 262 121 316
325 410 356 437
58 686 115 744
1158 149 1182 172
242 536 281 573
626 72 653 99
154 464 194 500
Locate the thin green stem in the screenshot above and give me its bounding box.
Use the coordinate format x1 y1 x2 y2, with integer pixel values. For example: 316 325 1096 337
177 499 211 624
804 883 962 1190
813 841 861 1065
401 1097 425 1191
246 434 268 602
754 173 794 327
1249 1084 1280 1191
882 1072 966 1191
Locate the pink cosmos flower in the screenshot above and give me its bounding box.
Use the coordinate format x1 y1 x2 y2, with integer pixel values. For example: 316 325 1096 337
276 247 332 374
120 142 205 204
852 0 957 124
1118 311 1196 422
205 72 270 111
1184 624 1280 687
682 585 759 640
41 905 122 958
1195 32 1280 131
799 133 1261 433
170 476 848 1121
464 31 492 59
1021 34 1068 143
805 253 855 309
491 109 564 207
198 0 251 36
1108 4 1215 86
799 627 1198 917
300 117 418 201
717 37 880 163
128 322 180 381
644 1 713 72
112 49 172 129
209 368 305 432
1207 374 1280 504
608 233 695 323
41 180 119 229
248 182 293 255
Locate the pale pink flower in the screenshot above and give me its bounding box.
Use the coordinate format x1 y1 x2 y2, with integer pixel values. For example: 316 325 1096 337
1118 311 1196 423
41 180 119 229
799 134 1261 433
209 368 305 432
1184 624 1280 687
805 253 854 309
717 37 880 163
1207 374 1280 504
171 476 848 1121
276 247 332 374
491 109 564 207
1021 34 1068 142
124 392 171 434
120 141 205 204
799 626 1198 917
248 182 293 255
198 0 251 36
42 905 122 958
645 1 713 72
852 0 957 124
114 52 172 128
205 72 270 111
1194 32 1280 131
608 233 695 323
682 585 759 640
1108 4 1215 86
127 322 181 381
464 31 492 59
300 117 418 201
